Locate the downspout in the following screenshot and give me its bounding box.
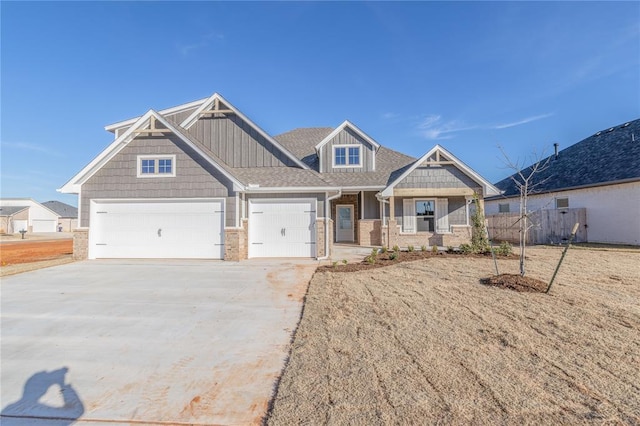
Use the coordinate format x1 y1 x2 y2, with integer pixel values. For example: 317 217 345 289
317 189 342 260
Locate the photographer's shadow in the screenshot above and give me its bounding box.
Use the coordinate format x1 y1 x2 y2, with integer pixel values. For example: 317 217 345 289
1 367 84 425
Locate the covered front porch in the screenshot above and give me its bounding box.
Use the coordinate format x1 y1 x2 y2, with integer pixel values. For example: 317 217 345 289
328 188 481 249
380 187 480 249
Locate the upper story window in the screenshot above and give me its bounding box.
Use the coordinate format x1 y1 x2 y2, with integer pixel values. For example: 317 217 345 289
333 145 361 167
137 155 176 178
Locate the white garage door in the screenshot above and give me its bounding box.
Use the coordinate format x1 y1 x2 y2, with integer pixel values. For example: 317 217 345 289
90 199 224 259
13 220 28 233
32 220 57 233
248 199 316 258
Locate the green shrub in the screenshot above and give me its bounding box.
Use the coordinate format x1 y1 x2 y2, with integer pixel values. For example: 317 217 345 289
459 243 473 254
380 246 388 254
407 245 414 252
392 245 400 252
431 245 438 254
342 259 348 265
332 261 339 268
494 241 513 256
446 246 455 253
366 255 376 265
421 245 427 252
389 252 398 260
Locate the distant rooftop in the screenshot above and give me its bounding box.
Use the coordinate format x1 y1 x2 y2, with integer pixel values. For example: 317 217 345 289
493 118 640 197
42 201 78 218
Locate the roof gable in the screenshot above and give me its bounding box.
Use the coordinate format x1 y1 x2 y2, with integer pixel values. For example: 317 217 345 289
381 145 501 197
494 118 640 197
314 120 381 152
104 97 208 133
58 110 244 194
179 93 310 170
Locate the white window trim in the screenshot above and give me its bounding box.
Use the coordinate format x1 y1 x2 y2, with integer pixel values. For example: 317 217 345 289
137 155 176 178
332 144 362 168
401 198 438 234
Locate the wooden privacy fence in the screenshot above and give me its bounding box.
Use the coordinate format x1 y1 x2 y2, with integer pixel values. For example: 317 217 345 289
486 208 587 245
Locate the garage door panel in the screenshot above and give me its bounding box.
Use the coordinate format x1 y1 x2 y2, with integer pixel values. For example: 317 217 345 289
32 220 57 233
248 199 316 258
90 200 224 259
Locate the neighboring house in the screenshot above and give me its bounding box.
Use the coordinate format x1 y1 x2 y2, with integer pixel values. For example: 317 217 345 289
0 206 29 234
485 118 640 246
59 93 500 260
0 198 60 233
43 201 79 232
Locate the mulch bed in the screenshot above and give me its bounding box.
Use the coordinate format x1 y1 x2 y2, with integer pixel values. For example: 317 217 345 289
319 249 516 273
480 274 548 293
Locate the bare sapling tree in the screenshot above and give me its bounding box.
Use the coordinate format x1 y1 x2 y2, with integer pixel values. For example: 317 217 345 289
499 146 552 276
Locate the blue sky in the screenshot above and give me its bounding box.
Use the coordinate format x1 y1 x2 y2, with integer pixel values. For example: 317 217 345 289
2 1 638 207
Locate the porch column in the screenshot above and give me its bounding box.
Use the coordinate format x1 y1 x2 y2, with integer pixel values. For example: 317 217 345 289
389 196 395 220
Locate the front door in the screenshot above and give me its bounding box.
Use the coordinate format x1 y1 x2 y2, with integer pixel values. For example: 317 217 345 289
336 205 354 242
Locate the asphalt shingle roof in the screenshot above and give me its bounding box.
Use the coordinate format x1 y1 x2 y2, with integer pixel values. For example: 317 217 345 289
0 206 29 216
42 201 78 218
494 118 640 197
274 128 416 187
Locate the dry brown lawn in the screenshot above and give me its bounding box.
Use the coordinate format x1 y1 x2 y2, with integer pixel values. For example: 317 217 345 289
267 246 640 425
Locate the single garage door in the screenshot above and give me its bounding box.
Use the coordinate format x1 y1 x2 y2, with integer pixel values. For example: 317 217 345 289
248 199 316 258
32 219 57 233
13 220 28 233
90 199 224 259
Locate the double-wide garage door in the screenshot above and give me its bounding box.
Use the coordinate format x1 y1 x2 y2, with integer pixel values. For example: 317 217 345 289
90 199 224 259
248 199 316 258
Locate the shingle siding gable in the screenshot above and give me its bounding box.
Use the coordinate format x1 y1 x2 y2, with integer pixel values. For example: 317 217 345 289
80 135 236 227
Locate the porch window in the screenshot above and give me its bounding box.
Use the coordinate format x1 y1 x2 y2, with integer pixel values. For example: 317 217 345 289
416 200 435 232
402 198 449 233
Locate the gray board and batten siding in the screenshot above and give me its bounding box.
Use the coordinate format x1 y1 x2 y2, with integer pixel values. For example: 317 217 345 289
319 128 376 173
363 191 381 220
80 135 237 227
397 164 482 192
185 112 299 169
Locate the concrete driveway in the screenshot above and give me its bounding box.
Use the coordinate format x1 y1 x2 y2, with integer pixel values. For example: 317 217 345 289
1 259 317 425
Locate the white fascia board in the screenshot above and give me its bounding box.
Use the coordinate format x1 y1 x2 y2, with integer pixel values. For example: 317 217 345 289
380 145 501 197
434 145 501 196
59 111 156 193
340 185 385 191
104 98 208 133
243 186 338 193
314 120 381 152
180 93 310 170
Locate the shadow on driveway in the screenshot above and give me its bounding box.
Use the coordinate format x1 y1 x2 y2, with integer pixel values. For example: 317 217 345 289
1 367 84 425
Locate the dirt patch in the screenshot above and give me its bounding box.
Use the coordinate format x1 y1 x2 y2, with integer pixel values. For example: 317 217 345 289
0 239 73 266
266 247 640 424
0 256 75 277
320 249 516 273
481 273 548 293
